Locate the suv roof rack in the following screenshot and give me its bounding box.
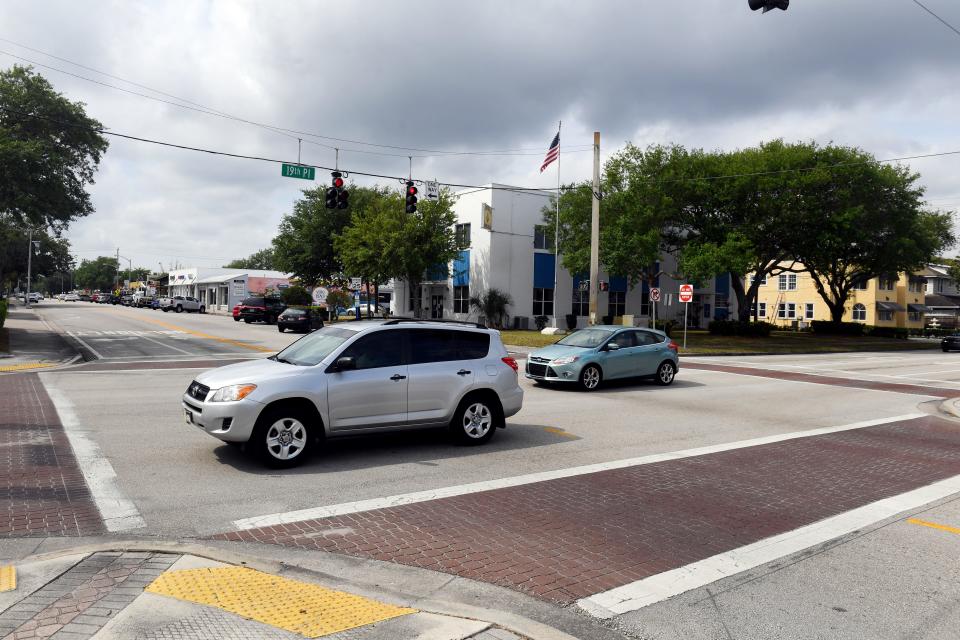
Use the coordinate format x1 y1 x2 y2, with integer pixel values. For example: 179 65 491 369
382 317 488 329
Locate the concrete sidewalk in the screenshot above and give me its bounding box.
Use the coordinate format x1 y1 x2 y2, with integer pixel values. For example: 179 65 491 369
0 547 532 640
0 302 79 372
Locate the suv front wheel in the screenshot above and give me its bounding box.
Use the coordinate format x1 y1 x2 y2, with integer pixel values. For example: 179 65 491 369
253 406 313 468
450 395 500 445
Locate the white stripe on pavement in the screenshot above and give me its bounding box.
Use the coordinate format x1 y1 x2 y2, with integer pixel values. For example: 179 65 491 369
40 375 146 532
577 473 960 618
232 412 926 531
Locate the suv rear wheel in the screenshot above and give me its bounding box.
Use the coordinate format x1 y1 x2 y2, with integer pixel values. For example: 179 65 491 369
450 395 500 445
253 406 313 468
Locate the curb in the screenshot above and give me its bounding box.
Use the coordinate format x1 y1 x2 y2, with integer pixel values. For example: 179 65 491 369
11 541 581 640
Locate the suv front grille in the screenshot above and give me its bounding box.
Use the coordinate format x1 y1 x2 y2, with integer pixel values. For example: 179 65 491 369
186 381 210 402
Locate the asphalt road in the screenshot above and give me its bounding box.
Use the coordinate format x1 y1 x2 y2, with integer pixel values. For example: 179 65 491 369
18 302 960 638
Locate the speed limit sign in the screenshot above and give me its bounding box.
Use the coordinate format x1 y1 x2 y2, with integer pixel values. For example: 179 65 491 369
650 287 661 302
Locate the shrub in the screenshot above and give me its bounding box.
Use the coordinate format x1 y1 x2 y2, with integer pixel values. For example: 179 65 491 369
0 299 6 328
564 314 577 330
660 320 678 338
469 288 512 329
534 315 548 331
324 290 353 322
281 285 312 306
867 326 909 340
810 321 865 336
707 320 774 337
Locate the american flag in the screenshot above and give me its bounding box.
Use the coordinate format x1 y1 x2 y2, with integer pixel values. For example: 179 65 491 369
540 131 560 173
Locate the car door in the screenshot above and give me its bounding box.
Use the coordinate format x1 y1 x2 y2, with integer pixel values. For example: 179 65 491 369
601 330 638 379
326 329 408 431
631 330 667 376
406 329 485 425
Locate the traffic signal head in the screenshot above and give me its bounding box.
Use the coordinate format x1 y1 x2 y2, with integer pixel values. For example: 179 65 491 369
405 181 418 214
748 0 788 12
325 187 338 209
337 188 349 210
599 281 609 292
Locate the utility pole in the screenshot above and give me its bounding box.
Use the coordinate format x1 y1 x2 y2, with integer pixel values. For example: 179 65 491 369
588 131 601 325
25 228 33 308
114 248 120 292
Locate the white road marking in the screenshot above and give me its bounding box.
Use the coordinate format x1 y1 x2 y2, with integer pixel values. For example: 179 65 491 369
577 473 960 618
39 375 146 532
139 334 194 355
232 412 926 531
65 331 104 360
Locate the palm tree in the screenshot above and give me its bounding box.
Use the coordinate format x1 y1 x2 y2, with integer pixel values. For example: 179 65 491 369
469 288 512 329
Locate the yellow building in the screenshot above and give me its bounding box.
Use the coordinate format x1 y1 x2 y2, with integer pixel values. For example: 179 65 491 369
749 266 926 329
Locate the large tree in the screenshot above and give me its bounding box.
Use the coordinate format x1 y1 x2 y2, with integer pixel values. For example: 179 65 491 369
333 187 398 317
74 256 119 292
794 146 955 321
224 247 276 270
271 187 353 285
0 65 108 232
0 223 72 292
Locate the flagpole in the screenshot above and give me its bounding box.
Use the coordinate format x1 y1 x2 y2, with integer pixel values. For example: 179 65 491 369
553 120 561 328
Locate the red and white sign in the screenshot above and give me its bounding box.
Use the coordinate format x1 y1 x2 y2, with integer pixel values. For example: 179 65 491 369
650 287 661 302
679 284 694 303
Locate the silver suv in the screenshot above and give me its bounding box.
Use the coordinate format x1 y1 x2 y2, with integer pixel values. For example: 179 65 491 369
182 320 524 467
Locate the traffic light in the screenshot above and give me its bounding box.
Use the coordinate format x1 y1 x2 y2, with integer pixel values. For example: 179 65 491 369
326 171 347 210
748 0 788 12
405 181 418 214
599 281 609 292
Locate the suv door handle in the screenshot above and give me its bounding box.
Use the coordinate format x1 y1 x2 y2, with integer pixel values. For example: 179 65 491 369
457 369 471 376
390 374 407 381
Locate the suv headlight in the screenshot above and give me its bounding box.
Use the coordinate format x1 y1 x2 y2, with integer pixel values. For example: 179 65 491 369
209 384 257 402
552 355 580 365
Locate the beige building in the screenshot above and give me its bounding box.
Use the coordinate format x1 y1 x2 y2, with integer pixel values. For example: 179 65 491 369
750 266 927 329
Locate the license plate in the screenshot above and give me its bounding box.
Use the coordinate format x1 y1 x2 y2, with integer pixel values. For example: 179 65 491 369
184 409 193 425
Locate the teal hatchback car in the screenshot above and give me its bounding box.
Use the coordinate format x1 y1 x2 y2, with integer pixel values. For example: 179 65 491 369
525 326 679 391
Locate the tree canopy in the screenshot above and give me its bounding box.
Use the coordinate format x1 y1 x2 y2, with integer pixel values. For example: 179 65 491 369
224 247 276 270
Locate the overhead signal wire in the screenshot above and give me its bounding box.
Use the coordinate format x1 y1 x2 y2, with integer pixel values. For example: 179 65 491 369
911 0 960 40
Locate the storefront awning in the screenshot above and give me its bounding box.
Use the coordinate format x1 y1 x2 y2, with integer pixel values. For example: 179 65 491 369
876 301 905 312
196 273 245 285
908 303 929 312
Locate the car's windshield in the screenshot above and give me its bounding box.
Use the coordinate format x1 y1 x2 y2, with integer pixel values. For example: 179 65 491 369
557 328 616 348
283 309 306 317
274 326 356 366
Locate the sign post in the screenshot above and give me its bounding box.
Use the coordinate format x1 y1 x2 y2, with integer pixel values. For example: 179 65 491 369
650 287 661 329
679 284 694 349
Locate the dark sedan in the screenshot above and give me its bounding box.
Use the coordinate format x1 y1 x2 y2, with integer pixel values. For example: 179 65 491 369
942 334 960 352
277 308 324 333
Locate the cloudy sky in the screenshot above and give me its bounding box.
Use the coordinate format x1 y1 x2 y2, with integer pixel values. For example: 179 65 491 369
5 0 960 270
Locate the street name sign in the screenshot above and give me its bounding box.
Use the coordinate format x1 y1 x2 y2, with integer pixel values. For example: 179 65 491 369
679 284 694 303
650 287 661 302
281 164 316 180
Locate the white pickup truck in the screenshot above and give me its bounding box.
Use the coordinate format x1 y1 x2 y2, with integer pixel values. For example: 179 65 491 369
158 295 205 313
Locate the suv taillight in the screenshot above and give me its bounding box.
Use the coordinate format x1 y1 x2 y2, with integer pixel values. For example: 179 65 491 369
502 356 518 372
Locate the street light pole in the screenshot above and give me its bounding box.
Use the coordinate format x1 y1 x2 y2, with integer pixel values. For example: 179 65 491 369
25 228 33 308
588 131 601 325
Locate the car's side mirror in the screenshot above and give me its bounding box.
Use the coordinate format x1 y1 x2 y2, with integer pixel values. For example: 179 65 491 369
605 343 620 351
333 356 356 372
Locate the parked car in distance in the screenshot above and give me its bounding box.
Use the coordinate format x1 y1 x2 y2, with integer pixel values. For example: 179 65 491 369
159 295 204 313
238 296 285 324
232 304 241 322
120 294 134 306
27 292 41 303
63 293 80 302
78 293 91 302
941 334 960 352
525 326 679 391
132 293 154 308
182 319 523 468
277 307 324 333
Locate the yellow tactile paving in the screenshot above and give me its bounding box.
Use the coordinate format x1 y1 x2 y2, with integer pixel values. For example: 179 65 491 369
146 566 415 637
0 362 54 372
0 566 15 592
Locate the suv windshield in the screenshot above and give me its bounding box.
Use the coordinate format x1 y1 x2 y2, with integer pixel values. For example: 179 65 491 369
274 326 357 366
557 328 616 348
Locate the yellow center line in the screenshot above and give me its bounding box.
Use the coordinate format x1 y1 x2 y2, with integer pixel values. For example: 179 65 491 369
123 314 274 353
907 518 960 536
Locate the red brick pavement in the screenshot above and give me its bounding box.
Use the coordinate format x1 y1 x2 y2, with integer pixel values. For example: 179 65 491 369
0 373 103 537
215 415 960 604
683 361 960 397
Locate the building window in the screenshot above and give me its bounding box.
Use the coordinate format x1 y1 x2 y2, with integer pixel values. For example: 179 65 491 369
533 287 554 316
750 274 767 286
878 275 896 290
852 278 869 291
878 309 894 322
533 225 555 251
749 302 767 318
908 311 922 322
608 291 625 318
778 274 797 291
805 303 815 320
852 303 867 321
455 223 471 247
778 302 797 319
703 303 711 319
908 277 925 293
453 286 469 314
572 290 588 317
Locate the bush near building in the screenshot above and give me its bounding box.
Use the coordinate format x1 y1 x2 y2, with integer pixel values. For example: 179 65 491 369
280 285 312 306
708 320 775 337
810 321 866 336
866 326 909 340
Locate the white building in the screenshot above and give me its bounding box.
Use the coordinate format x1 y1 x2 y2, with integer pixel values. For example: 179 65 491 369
392 184 737 328
168 268 291 314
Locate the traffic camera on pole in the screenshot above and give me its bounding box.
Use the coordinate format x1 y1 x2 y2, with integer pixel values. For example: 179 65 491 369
405 181 418 214
748 0 788 12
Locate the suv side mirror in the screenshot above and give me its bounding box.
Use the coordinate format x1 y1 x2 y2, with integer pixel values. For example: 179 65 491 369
333 356 356 372
605 343 620 351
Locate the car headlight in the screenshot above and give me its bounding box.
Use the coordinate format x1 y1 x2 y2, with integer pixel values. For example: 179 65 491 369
209 384 258 402
552 355 580 365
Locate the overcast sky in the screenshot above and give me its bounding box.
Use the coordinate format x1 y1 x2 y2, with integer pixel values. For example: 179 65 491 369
5 0 960 270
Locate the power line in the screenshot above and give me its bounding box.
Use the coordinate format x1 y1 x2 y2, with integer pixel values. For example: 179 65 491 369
911 0 960 40
0 40 592 158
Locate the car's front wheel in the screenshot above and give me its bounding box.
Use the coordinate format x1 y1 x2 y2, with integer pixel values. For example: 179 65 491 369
656 361 677 386
579 364 602 391
253 408 313 468
199 306 205 314
233 316 240 322
450 396 500 445
175 305 183 313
